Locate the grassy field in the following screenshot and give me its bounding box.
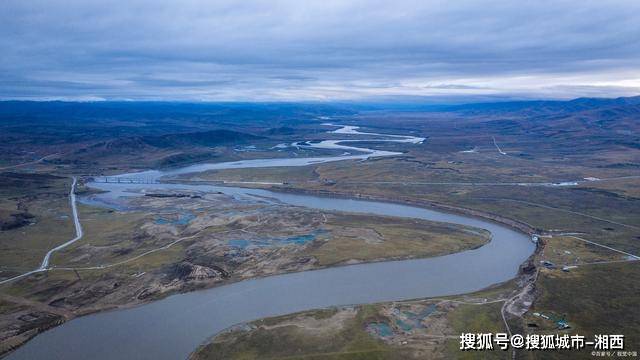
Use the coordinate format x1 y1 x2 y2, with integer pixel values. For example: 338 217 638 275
309 213 489 266
522 261 640 359
49 204 180 268
0 173 75 272
445 302 508 360
191 305 407 360
184 165 322 183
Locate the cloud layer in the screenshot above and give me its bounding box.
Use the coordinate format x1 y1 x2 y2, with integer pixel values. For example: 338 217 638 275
2 0 639 101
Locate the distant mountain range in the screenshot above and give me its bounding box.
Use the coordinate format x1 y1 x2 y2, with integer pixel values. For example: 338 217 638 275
1 95 639 115
436 95 640 114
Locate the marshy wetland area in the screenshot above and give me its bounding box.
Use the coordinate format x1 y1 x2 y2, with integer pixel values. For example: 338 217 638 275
1 100 640 359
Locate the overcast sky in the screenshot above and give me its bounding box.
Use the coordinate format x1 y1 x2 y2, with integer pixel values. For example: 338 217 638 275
1 0 639 102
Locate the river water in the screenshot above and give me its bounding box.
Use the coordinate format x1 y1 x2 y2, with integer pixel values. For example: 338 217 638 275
7 125 534 360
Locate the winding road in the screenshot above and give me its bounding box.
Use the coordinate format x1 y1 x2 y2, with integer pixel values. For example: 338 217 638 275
0 177 83 285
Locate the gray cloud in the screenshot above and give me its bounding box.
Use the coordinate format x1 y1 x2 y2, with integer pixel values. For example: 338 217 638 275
1 0 639 101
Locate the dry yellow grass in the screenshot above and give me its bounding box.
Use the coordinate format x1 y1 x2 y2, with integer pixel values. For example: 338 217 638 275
309 213 490 266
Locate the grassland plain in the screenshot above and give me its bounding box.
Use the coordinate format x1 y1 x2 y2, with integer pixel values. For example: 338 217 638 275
0 173 75 271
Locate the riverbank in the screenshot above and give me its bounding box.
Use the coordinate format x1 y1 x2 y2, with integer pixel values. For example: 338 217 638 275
189 280 519 360
262 185 539 235
0 180 500 358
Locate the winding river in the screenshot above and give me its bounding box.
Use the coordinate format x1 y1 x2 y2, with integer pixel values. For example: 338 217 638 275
8 125 535 360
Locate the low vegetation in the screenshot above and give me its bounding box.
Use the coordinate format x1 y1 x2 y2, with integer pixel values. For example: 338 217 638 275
1 99 639 358
523 262 640 359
